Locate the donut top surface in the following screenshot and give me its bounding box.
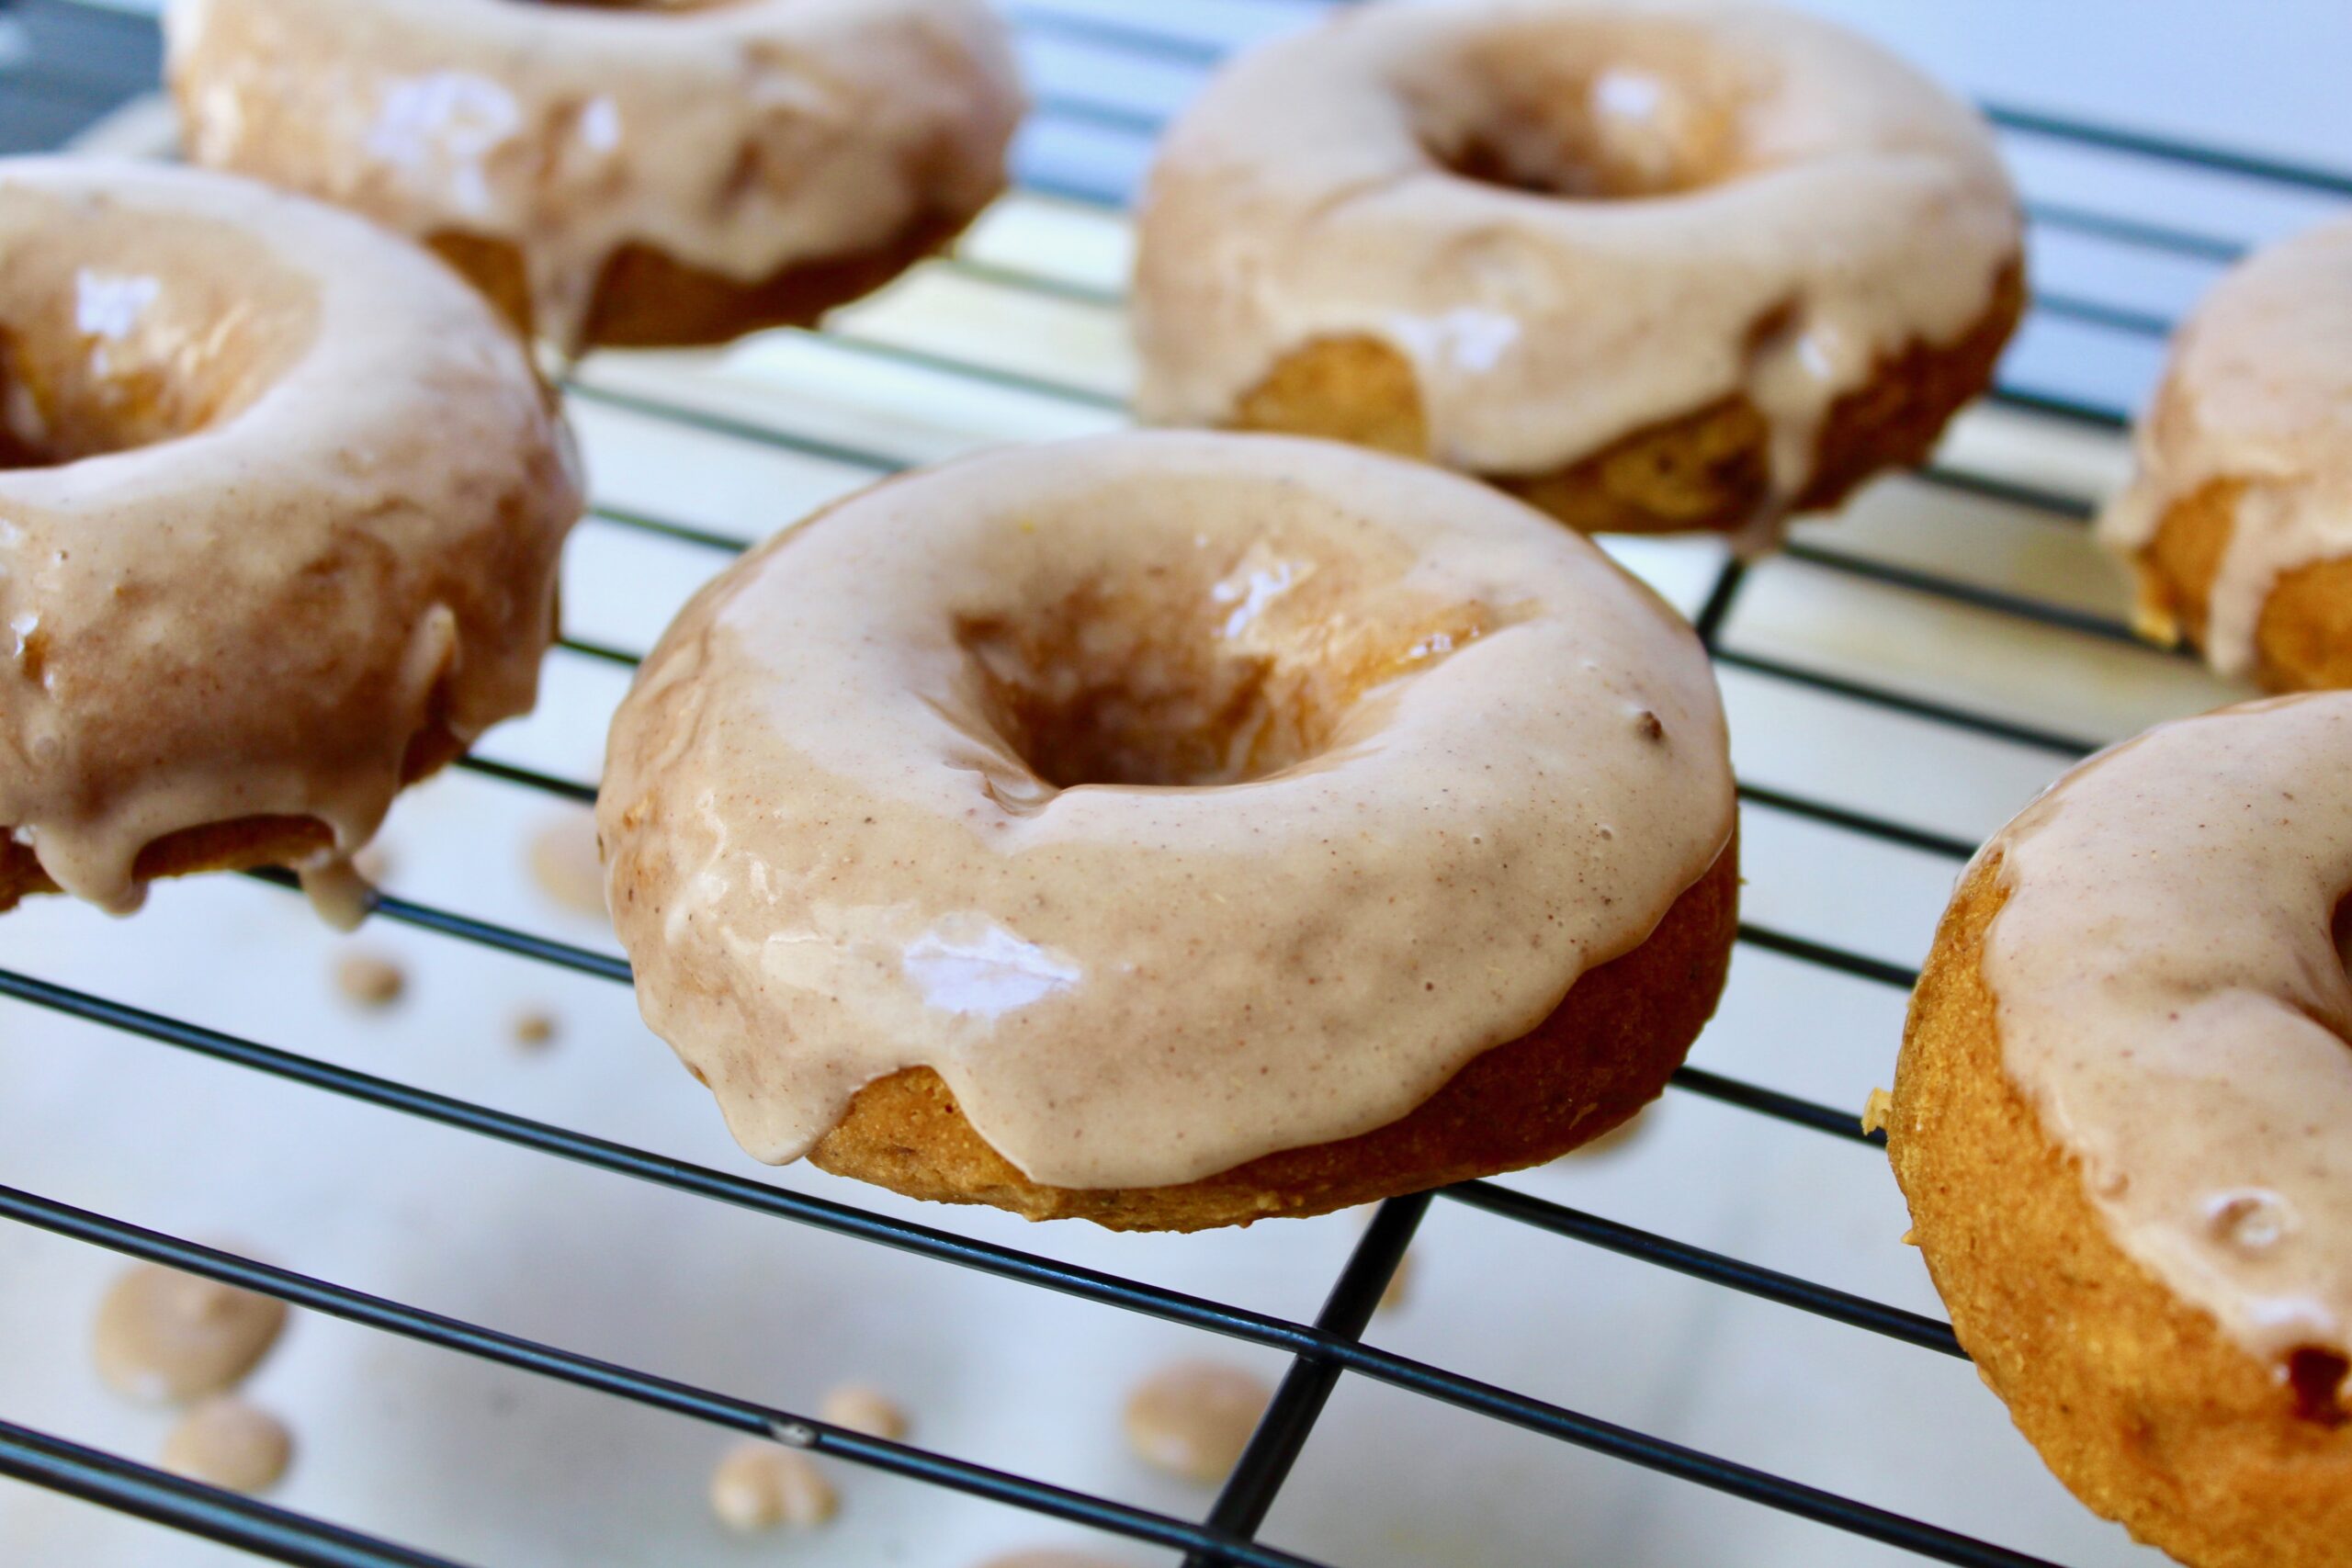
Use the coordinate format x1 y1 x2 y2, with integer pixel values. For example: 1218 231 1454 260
1984 693 2352 1364
1134 0 2020 511
165 0 1024 350
0 158 579 911
600 433 1735 1190
2099 218 2352 676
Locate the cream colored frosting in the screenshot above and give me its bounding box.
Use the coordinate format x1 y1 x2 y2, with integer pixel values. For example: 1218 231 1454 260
164 0 1025 351
0 158 579 915
1133 0 2021 534
600 432 1735 1190
1984 693 2352 1365
2098 218 2352 678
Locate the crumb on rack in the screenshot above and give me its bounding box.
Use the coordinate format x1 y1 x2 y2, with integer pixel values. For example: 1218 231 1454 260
511 1010 559 1051
820 1383 908 1441
161 1397 293 1495
709 1441 837 1533
334 953 405 1010
1860 1087 1896 1136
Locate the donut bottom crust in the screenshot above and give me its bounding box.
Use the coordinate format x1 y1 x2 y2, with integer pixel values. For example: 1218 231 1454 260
0 723 464 914
1890 855 2352 1568
1221 259 2026 536
429 202 988 352
2124 477 2352 693
806 835 1737 1233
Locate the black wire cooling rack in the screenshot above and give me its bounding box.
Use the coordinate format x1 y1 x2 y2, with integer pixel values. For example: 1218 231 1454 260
3 2 2350 1564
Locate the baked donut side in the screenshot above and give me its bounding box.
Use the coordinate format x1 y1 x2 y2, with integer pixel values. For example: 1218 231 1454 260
166 0 1025 352
1226 262 2025 537
1134 0 2025 542
811 835 1736 1231
427 209 988 353
2100 218 2352 690
1893 857 2352 1568
2124 479 2352 694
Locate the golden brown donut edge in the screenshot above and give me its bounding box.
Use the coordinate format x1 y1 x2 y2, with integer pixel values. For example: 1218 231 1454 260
1225 258 2026 537
1890 852 2352 1568
424 199 993 354
805 830 1738 1233
2124 478 2352 694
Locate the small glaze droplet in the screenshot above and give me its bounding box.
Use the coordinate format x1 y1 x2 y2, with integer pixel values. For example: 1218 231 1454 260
93 1263 288 1406
161 1398 293 1495
820 1383 907 1441
1123 1360 1271 1485
708 1441 836 1533
334 952 405 1010
529 809 607 917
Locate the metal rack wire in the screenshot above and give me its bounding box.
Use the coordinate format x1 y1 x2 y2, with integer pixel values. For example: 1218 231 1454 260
1 3 2346 1564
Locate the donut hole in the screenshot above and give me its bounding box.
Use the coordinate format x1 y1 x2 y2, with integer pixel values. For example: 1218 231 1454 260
2288 1347 2350 1427
956 592 1342 791
0 212 317 470
1414 28 1747 198
956 561 1501 792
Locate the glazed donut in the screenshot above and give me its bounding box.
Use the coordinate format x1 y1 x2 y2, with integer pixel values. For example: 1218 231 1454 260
601 432 1738 1231
164 0 1024 353
1891 694 2352 1568
1133 0 2025 544
0 158 579 919
2101 218 2352 692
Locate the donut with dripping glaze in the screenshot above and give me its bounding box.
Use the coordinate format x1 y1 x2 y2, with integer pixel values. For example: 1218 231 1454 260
1132 0 2025 545
0 158 580 919
2100 218 2352 692
600 432 1738 1231
165 0 1025 354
